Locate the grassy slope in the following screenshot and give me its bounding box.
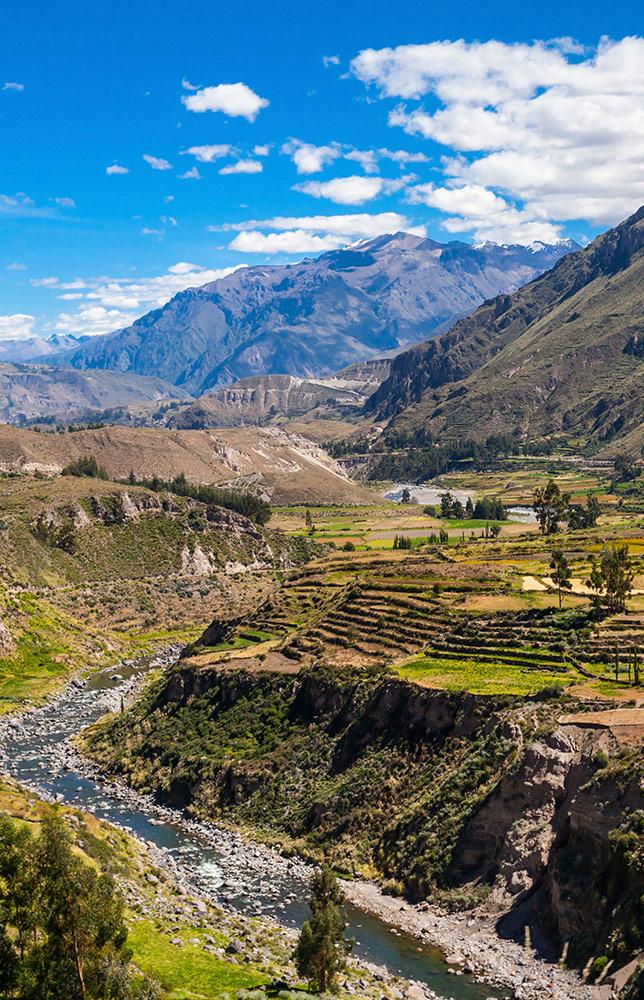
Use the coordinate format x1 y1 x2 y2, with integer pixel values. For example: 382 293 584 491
0 474 300 708
376 206 644 450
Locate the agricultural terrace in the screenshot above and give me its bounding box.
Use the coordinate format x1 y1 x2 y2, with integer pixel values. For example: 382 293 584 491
187 468 643 701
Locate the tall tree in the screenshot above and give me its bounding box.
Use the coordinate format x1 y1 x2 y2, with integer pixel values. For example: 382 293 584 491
550 550 573 608
533 479 570 534
586 542 634 614
294 867 352 993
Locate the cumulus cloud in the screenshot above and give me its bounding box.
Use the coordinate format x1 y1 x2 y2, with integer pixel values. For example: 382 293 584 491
44 263 243 337
281 139 342 174
106 164 129 175
216 211 423 238
253 145 270 157
282 139 428 175
351 36 644 240
2 82 24 92
219 159 263 175
0 314 34 340
182 82 269 121
53 196 76 208
322 55 340 68
143 154 172 171
220 212 427 254
295 174 410 205
230 230 345 254
182 144 232 163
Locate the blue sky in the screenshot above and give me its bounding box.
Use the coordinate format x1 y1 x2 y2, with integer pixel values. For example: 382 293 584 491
1 0 643 340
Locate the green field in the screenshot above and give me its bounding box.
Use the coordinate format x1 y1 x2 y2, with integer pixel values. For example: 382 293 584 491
397 652 581 696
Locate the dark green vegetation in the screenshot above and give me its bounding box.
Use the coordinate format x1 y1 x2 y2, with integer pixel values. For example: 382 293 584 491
587 542 636 615
62 455 109 480
85 662 643 971
0 811 159 999
294 868 352 993
365 205 644 459
119 471 272 526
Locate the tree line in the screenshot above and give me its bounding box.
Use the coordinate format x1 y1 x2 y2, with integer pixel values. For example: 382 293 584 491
60 460 271 525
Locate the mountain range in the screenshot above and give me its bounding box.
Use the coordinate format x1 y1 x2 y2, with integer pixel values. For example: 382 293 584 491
368 206 644 451
53 235 577 394
0 363 188 424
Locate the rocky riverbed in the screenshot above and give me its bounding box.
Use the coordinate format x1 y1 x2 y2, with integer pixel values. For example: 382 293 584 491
0 655 609 1000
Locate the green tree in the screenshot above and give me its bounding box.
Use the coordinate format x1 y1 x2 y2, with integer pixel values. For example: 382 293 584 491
550 549 573 608
0 810 162 999
400 487 411 504
613 454 639 483
586 543 634 614
568 495 601 529
294 867 352 993
533 479 570 534
305 509 315 535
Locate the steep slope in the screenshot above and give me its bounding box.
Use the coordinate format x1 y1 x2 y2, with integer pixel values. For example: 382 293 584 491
58 235 576 393
367 207 643 448
0 424 375 504
85 662 643 975
0 362 189 423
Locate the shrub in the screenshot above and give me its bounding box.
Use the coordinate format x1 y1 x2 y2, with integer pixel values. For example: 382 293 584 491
61 455 108 479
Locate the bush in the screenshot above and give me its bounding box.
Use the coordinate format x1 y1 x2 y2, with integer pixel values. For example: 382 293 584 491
342 541 356 552
61 455 108 479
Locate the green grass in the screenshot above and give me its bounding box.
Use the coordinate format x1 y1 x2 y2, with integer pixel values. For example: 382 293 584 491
128 921 268 998
397 653 581 696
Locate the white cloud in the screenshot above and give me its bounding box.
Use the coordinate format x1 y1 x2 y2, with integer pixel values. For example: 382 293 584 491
106 164 129 175
181 77 199 91
230 230 345 254
216 211 422 238
31 276 59 287
6 262 27 271
2 82 24 92
58 292 84 301
281 139 342 174
0 314 34 340
182 82 269 121
219 159 263 175
53 196 76 208
408 183 508 217
178 166 201 180
47 263 243 337
182 144 232 163
351 37 644 235
323 55 340 68
295 174 409 205
253 144 270 156
143 154 172 171
141 227 164 237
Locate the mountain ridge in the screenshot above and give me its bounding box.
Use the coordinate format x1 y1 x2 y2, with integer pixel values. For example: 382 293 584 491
53 233 577 395
369 206 644 449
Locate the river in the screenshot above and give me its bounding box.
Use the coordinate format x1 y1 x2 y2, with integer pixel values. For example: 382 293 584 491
0 653 503 1000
